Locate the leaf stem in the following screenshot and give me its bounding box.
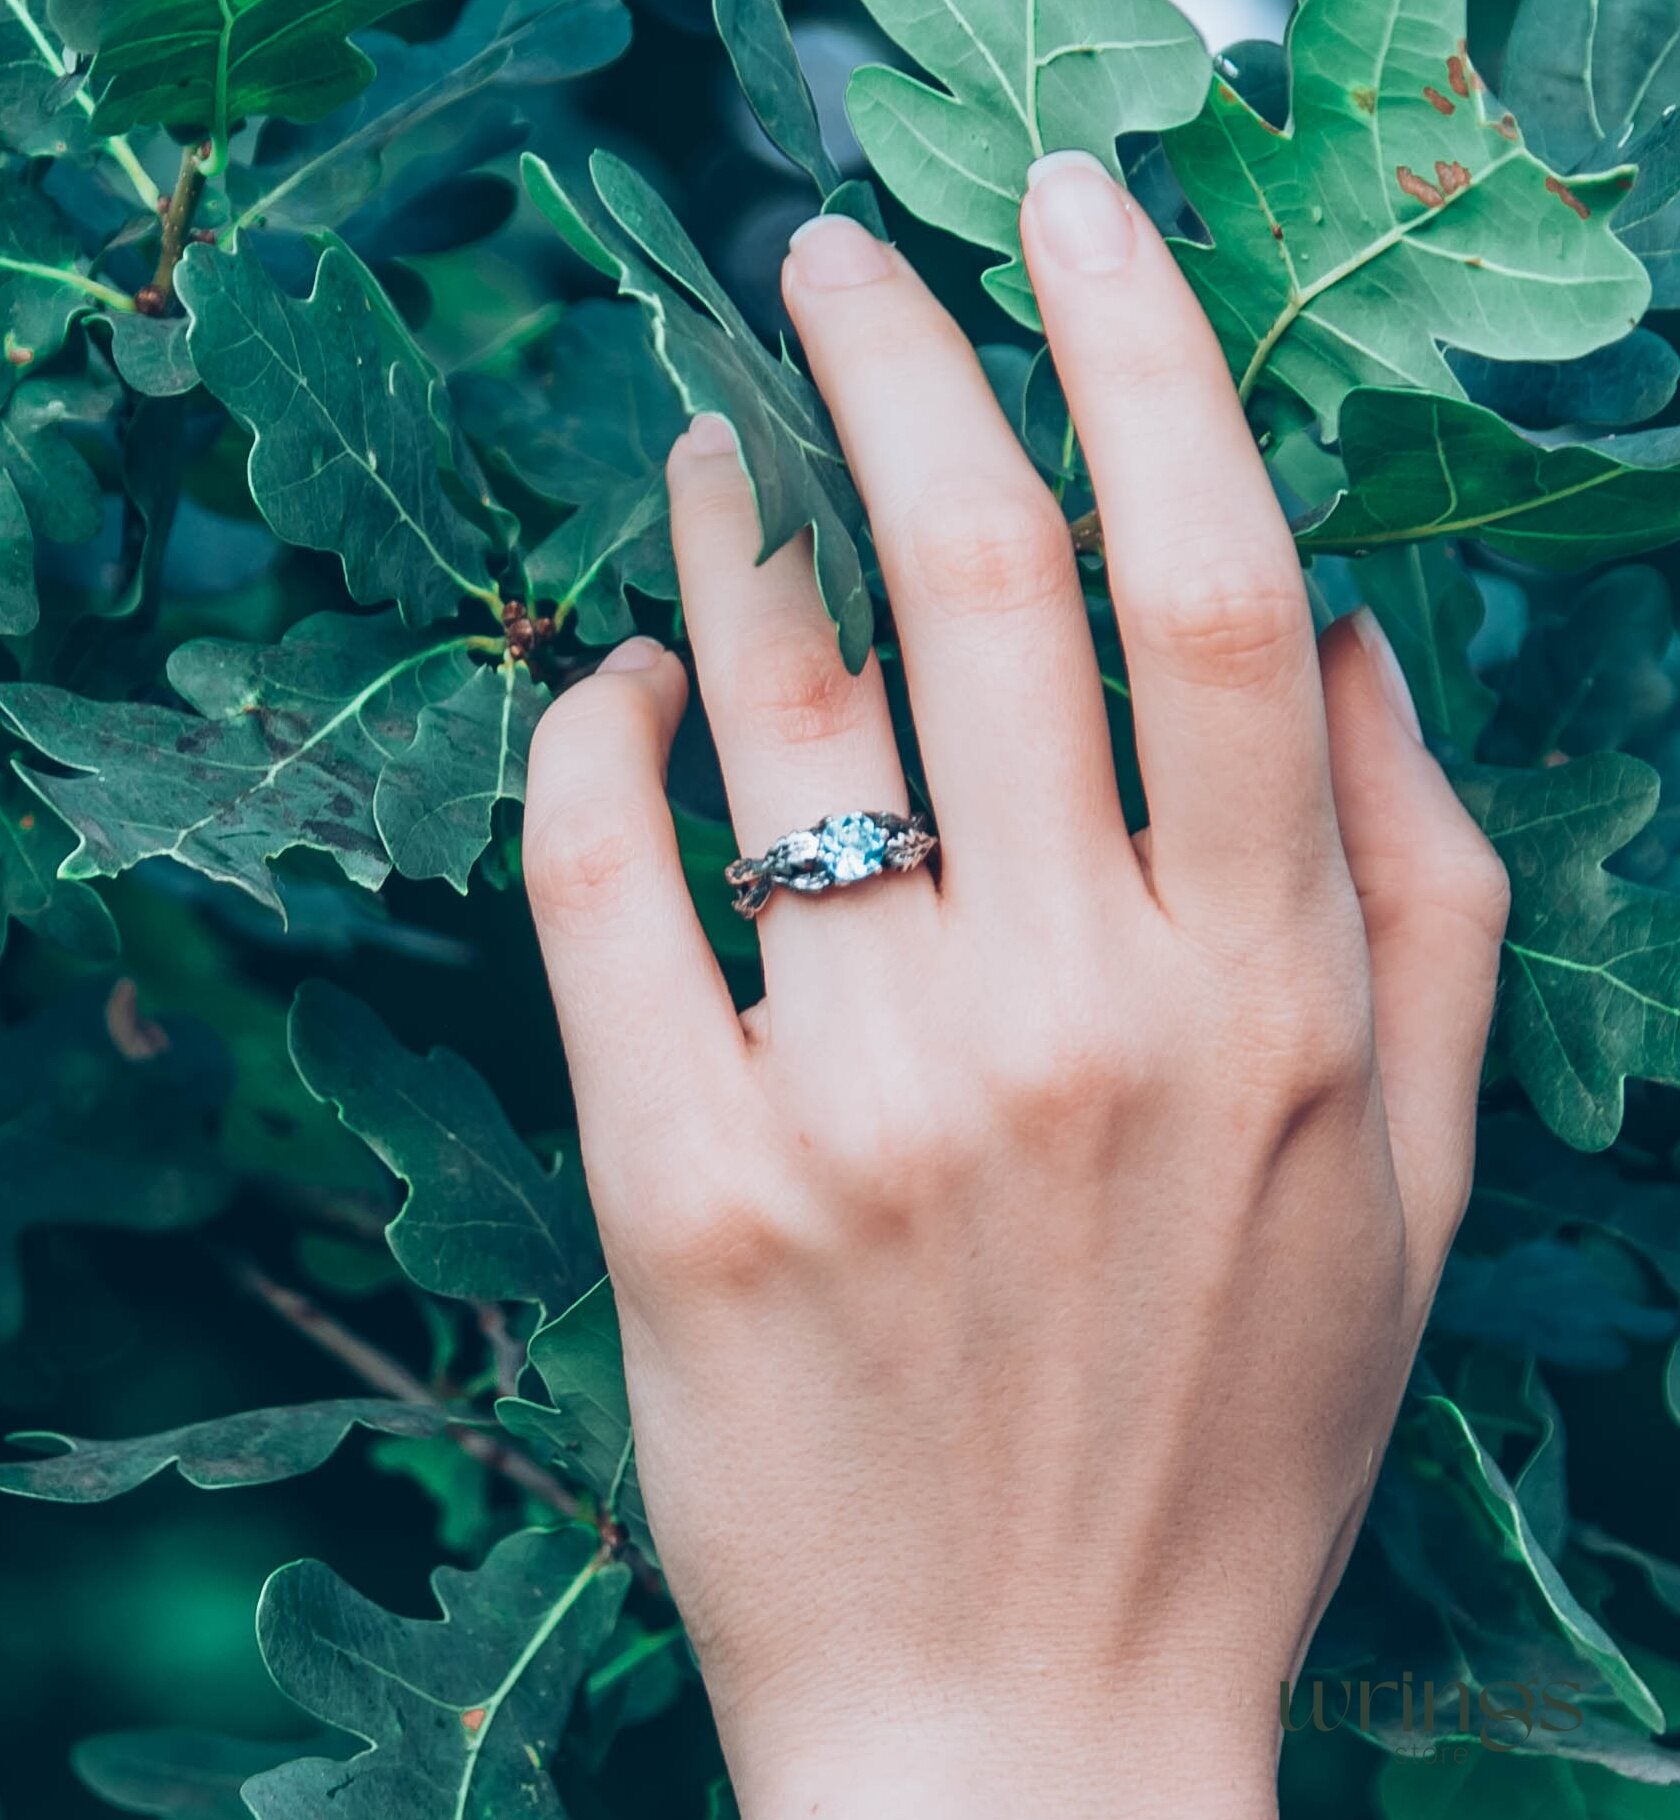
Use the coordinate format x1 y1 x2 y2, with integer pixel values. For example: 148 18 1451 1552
0 254 134 313
224 1252 582 1520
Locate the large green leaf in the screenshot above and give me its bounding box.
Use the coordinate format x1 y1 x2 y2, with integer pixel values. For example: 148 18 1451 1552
213 0 626 242
845 0 1206 326
0 1399 447 1501
373 660 547 892
0 181 108 363
1298 390 1680 569
243 1525 629 1820
0 466 37 634
177 240 499 626
0 988 231 1337
64 0 407 143
287 981 599 1311
497 1278 652 1559
1159 0 1651 432
523 150 876 671
1455 753 1680 1150
0 611 482 915
74 1730 342 1820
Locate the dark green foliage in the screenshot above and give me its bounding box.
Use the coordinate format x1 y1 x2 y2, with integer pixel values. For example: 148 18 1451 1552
5 0 1680 1815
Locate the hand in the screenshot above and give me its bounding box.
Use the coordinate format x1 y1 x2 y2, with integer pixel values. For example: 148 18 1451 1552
522 152 1509 1819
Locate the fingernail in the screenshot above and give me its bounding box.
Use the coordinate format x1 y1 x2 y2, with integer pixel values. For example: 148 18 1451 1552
1024 150 1134 274
683 412 735 457
598 635 664 675
787 213 893 289
1350 607 1423 743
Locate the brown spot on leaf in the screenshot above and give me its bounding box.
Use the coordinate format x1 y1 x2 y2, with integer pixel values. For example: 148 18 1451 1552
1465 254 1484 267
1215 79 1238 104
1546 174 1591 219
460 1708 487 1734
1397 165 1445 208
1351 85 1377 114
1435 159 1471 195
1423 85 1455 115
1271 223 1285 239
5 343 32 367
18 814 34 831
1446 55 1470 98
1492 112 1519 141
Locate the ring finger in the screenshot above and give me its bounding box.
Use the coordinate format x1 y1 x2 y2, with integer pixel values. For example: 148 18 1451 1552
667 414 932 996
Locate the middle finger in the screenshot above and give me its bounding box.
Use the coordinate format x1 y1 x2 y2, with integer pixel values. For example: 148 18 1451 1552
780 214 1135 915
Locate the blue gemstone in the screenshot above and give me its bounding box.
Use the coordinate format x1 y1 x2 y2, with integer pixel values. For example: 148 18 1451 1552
817 812 887 883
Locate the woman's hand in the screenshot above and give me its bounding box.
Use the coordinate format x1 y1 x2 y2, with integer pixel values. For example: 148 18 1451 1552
522 151 1509 1818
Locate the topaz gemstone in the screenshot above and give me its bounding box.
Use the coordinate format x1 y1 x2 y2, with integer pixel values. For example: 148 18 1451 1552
817 812 888 883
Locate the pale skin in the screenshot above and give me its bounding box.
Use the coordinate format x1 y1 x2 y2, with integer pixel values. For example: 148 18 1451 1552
522 151 1510 1817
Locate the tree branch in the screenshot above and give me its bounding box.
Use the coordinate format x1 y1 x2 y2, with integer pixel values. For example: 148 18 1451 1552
224 1254 581 1520
142 145 207 313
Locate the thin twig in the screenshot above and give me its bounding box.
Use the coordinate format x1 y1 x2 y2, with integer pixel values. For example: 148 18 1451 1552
225 1254 580 1519
476 1301 527 1399
145 144 207 311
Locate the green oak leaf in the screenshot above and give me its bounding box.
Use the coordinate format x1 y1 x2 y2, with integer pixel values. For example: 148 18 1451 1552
497 1278 653 1560
0 8 90 156
0 611 482 914
1 364 114 547
220 0 629 242
454 301 684 509
370 1434 495 1554
1455 752 1680 1150
524 150 875 671
845 0 1207 326
456 300 684 641
63 0 407 145
0 1399 447 1501
242 1525 629 1820
524 467 677 645
1379 1393 1667 1740
105 315 198 397
1297 390 1680 570
0 986 231 1338
0 776 117 956
74 1730 345 1820
0 181 100 364
1445 327 1680 431
714 0 886 235
1503 0 1680 305
1160 0 1651 432
177 239 498 626
374 660 547 891
0 465 38 635
1491 563 1676 763
287 980 600 1311
1343 539 1493 757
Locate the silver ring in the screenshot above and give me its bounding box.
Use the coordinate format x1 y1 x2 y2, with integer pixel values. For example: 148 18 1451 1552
724 811 937 919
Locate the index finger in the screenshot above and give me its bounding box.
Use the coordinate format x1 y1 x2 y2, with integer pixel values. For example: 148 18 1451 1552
1020 151 1344 922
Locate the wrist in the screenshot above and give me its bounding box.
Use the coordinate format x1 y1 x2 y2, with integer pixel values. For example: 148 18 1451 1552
723 1689 1280 1820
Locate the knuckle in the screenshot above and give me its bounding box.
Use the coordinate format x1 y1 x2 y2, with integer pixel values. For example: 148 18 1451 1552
524 800 650 927
979 1006 1140 1127
1222 984 1372 1106
897 475 1075 619
636 1195 795 1297
735 623 872 748
1141 556 1308 686
1428 826 1512 943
